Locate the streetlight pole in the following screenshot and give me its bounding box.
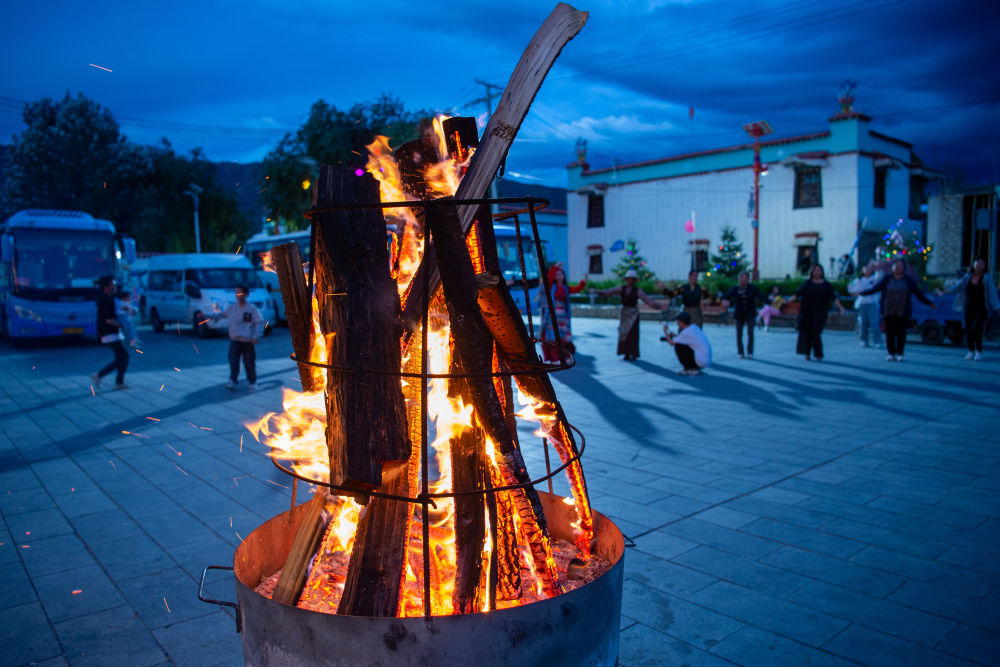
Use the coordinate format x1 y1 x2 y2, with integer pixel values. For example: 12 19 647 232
184 182 204 253
742 121 772 281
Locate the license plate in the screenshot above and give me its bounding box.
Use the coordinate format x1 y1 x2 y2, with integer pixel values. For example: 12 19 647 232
63 327 84 334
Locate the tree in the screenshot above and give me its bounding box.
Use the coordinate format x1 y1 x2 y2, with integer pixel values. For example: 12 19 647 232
0 93 126 219
261 94 430 229
612 239 656 282
708 225 748 277
0 94 251 252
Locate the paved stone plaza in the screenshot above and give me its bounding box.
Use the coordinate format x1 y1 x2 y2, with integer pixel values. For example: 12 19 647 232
1 317 998 666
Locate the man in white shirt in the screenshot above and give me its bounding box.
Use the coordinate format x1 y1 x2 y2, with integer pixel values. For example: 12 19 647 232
663 311 712 375
213 284 264 391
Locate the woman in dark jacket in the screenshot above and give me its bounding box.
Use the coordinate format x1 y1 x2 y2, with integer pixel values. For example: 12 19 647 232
860 259 934 362
597 269 663 360
790 264 846 361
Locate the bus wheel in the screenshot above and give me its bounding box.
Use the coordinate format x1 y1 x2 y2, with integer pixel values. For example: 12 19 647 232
150 309 165 333
193 313 211 338
920 320 944 345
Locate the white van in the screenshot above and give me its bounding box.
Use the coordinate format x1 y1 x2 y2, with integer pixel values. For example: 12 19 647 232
145 254 277 337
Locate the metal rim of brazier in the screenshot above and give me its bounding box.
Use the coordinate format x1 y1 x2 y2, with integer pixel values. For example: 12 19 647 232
229 491 624 667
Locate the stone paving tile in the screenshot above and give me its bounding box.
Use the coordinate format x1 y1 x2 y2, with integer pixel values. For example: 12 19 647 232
709 626 856 667
850 545 997 597
152 610 241 667
888 579 1000 634
821 624 971 666
761 545 904 598
663 518 783 559
1 601 63 665
819 517 949 559
672 546 812 597
52 605 167 667
692 506 758 529
741 518 865 560
688 581 848 647
6 507 74 543
788 580 956 647
618 623 738 667
117 568 216 630
33 563 126 623
18 533 96 579
624 549 719 599
933 623 1000 666
623 579 745 651
1 560 38 610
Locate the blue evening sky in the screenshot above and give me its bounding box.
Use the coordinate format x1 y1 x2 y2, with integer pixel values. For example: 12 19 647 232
1 0 998 187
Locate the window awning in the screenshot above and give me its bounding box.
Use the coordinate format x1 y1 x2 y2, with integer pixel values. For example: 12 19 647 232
792 232 820 247
781 151 829 169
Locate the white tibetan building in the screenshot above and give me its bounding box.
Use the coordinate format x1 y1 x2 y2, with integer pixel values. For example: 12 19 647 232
565 107 938 281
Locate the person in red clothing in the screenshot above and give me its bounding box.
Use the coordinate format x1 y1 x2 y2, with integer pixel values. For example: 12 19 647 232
536 263 587 361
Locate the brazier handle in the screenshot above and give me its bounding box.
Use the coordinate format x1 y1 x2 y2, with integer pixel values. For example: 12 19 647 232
198 565 242 633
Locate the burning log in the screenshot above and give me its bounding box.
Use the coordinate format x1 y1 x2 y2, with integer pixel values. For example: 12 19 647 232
448 369 488 614
271 493 330 605
475 271 594 557
312 165 410 492
426 201 561 598
270 242 321 393
337 461 411 616
401 2 589 327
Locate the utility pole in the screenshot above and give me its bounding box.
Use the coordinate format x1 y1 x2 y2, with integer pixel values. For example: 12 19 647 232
743 121 773 281
466 79 503 204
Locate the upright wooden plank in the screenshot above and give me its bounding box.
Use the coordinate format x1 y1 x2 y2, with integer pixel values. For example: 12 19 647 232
270 242 321 393
312 165 410 492
401 2 588 327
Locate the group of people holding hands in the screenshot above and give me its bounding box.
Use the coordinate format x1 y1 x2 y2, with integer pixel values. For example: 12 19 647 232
537 256 998 375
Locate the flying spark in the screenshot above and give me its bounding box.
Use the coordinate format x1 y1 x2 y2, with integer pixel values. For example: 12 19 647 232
235 245 242 254
265 479 289 490
146 416 160 422
174 367 181 372
159 384 165 392
88 63 112 72
172 462 189 476
192 343 199 355
164 597 172 613
72 589 82 595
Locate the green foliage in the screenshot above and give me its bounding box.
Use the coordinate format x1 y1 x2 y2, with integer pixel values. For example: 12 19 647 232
261 94 430 229
0 94 251 253
707 225 749 277
0 93 126 219
612 239 656 282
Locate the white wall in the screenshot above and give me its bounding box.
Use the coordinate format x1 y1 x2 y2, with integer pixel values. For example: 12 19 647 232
569 153 867 281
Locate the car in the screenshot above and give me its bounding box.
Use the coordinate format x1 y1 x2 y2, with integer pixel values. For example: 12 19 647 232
144 254 277 337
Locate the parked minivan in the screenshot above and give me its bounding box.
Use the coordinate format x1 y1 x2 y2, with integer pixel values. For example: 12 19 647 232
145 254 277 337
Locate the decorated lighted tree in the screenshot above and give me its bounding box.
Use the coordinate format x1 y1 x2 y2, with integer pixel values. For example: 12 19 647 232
613 239 656 282
877 221 933 276
708 225 748 277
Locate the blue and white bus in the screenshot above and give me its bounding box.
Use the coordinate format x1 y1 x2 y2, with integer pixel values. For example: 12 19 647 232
0 210 136 340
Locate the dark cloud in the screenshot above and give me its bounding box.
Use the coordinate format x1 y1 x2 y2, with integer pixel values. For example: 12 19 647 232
1 0 996 186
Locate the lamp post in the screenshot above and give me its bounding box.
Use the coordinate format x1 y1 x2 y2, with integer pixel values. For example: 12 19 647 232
742 121 772 281
184 182 204 253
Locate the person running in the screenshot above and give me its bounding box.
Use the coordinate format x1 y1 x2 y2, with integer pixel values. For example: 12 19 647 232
789 264 846 361
662 311 712 375
212 284 264 390
662 270 705 327
596 268 663 361
858 259 934 362
90 275 129 391
537 263 587 362
757 285 784 331
722 271 764 359
947 258 997 361
848 261 883 348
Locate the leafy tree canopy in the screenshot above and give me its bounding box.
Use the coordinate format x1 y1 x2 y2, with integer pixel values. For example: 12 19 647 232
0 93 250 253
262 94 430 228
